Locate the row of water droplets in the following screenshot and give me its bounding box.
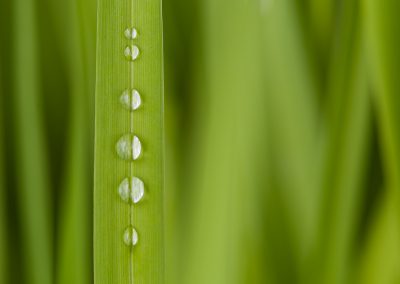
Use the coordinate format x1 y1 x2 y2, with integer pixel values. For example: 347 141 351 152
115 27 143 251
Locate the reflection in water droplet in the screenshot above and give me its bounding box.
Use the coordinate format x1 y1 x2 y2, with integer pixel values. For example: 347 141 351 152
131 90 141 110
124 28 138 40
120 89 141 111
132 135 142 160
124 45 139 61
123 226 139 246
118 178 130 202
131 177 144 203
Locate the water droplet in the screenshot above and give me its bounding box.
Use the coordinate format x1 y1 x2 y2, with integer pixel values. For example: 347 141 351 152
116 135 142 160
124 28 138 40
132 135 142 160
131 177 144 203
118 177 144 203
118 178 130 202
119 89 141 111
123 226 139 247
124 45 140 61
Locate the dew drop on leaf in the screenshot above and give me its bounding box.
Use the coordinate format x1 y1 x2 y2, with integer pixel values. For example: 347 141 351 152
124 28 138 40
124 45 139 61
123 226 139 247
120 89 141 111
116 135 142 160
118 177 144 203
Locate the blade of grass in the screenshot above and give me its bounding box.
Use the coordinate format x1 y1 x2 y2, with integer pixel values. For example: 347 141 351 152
94 0 164 282
357 191 400 284
320 39 371 284
0 1 8 280
260 0 319 264
312 1 373 283
55 0 96 282
180 0 267 283
364 0 400 215
0 67 6 284
356 0 400 281
12 0 53 282
0 0 22 282
162 0 203 282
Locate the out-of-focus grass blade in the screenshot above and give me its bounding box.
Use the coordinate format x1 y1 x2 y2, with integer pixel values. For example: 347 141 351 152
364 0 400 209
313 1 373 283
12 0 53 282
0 0 14 281
162 0 203 282
357 193 400 284
260 0 319 264
180 0 266 283
0 68 6 284
320 42 371 284
53 0 96 282
307 0 335 87
358 0 400 281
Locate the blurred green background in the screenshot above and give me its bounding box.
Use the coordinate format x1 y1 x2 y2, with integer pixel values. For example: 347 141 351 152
1 0 400 283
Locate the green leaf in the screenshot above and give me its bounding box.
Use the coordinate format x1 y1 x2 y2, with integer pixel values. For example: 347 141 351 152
94 0 164 283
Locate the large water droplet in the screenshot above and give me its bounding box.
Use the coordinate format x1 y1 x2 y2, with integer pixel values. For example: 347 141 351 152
118 177 144 203
124 28 138 40
131 177 144 203
123 226 139 247
119 89 141 111
116 135 142 160
124 45 139 61
118 178 130 202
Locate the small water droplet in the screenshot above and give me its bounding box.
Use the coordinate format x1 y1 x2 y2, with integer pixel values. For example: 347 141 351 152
123 226 139 247
119 89 141 111
116 134 142 160
124 45 140 61
131 177 144 203
124 28 138 40
118 178 130 202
